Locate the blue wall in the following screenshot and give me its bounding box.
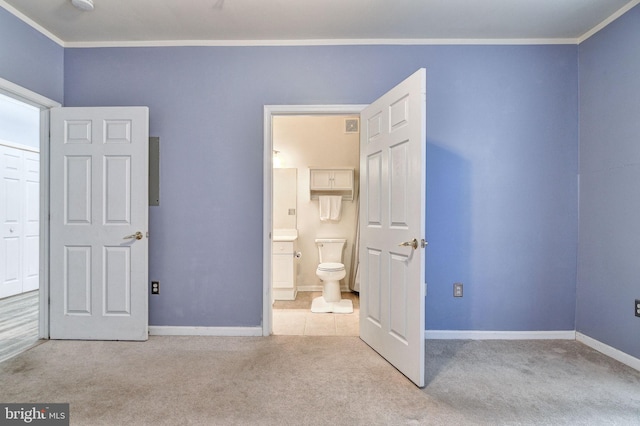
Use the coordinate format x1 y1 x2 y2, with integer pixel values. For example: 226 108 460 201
64 44 579 330
0 8 63 104
578 5 640 358
4 1 639 360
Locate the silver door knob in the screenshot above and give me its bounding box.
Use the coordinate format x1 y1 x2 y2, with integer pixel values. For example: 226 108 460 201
123 231 143 240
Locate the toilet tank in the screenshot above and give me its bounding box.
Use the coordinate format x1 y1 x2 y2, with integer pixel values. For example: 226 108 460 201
315 238 347 263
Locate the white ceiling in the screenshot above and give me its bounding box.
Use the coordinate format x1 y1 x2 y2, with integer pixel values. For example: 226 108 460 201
1 0 638 46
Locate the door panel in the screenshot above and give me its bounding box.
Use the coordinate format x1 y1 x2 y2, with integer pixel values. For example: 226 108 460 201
50 107 148 340
359 69 426 387
104 246 131 315
66 246 91 314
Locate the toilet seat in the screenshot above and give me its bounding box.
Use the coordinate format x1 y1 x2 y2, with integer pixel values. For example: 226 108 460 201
317 262 345 272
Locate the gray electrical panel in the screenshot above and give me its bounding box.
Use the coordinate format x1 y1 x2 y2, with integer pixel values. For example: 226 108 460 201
149 137 160 206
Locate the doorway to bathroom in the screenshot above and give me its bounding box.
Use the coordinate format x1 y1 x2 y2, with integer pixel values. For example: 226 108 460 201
267 109 364 336
264 69 427 387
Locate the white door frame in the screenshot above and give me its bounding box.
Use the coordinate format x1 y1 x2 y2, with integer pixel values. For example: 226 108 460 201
262 104 366 336
0 77 61 339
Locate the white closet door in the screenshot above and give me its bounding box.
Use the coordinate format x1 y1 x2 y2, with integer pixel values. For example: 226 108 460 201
0 144 39 298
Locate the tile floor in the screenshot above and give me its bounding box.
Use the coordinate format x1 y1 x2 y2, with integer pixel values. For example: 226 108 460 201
272 291 359 336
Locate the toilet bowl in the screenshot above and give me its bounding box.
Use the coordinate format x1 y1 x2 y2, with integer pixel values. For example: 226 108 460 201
312 239 353 314
316 262 346 303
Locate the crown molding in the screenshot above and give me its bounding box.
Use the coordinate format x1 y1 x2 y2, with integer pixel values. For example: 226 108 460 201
64 38 579 48
578 0 640 44
2 0 638 48
0 1 64 46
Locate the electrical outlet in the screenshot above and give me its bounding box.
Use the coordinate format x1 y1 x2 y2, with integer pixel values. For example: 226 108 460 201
151 281 159 295
454 282 463 297
635 299 640 317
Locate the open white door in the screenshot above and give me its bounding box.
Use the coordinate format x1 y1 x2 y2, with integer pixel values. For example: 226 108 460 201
49 107 149 340
359 69 426 387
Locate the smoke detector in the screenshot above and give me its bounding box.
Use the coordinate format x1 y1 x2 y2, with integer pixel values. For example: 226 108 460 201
71 0 95 11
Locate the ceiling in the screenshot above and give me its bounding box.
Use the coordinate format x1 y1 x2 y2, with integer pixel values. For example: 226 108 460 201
1 0 637 46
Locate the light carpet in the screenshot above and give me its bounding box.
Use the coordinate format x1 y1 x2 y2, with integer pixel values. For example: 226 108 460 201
0 337 639 425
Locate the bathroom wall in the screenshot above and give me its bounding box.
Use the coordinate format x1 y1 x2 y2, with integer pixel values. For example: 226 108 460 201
273 115 359 291
273 168 297 229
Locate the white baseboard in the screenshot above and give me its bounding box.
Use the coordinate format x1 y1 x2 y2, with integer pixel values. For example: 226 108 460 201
297 285 350 292
149 326 263 337
296 285 323 292
576 332 640 372
425 330 576 340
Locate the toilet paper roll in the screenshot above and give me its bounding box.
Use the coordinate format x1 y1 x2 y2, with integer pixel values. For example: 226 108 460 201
295 251 302 259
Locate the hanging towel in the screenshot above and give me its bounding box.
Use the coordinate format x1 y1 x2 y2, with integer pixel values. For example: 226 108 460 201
319 195 342 221
329 195 342 221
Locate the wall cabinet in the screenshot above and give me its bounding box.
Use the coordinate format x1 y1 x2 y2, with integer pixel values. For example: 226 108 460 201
309 168 354 200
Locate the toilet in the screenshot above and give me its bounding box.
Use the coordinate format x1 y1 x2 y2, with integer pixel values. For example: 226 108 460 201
311 238 354 314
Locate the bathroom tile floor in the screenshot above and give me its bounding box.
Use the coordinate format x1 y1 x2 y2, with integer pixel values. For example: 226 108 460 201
273 291 359 336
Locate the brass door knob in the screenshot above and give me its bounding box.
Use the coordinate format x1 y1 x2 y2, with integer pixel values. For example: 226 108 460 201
123 231 143 240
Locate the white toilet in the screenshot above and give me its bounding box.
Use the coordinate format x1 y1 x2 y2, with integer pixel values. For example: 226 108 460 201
311 238 354 314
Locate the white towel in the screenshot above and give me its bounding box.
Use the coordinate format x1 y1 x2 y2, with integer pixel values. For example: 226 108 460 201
319 195 342 221
329 195 342 221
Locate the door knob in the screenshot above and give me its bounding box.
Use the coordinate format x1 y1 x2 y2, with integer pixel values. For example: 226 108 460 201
398 238 418 250
123 231 143 240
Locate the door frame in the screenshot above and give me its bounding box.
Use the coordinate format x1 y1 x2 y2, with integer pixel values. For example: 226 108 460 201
0 77 61 339
262 104 366 336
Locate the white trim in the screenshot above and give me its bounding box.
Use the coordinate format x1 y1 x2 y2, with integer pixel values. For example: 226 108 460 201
0 139 39 153
38 109 51 339
0 77 60 109
64 38 580 48
296 285 324 292
578 0 640 44
263 104 367 337
296 284 350 293
577 332 640 372
149 326 263 337
3 0 638 48
0 1 65 47
0 77 60 340
425 330 576 340
262 107 273 337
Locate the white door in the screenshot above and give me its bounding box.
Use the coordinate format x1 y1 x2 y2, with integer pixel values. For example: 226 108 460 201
359 69 427 387
0 145 39 298
49 107 149 340
22 150 40 293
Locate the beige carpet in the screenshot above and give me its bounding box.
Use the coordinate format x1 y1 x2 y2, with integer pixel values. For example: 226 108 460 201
0 337 639 425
